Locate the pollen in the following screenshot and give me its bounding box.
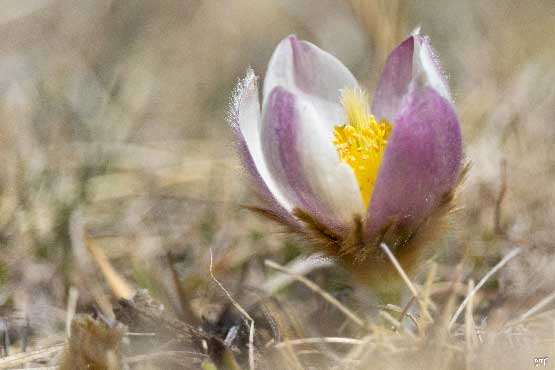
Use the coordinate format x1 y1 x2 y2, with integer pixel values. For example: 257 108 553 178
333 88 392 207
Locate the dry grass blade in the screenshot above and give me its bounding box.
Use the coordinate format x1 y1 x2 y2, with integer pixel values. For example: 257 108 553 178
379 243 419 298
420 262 438 324
274 337 364 349
448 247 522 329
209 249 255 370
85 235 136 300
379 310 401 328
379 243 421 301
510 291 555 325
465 279 477 350
494 159 508 236
264 259 367 329
0 344 64 369
126 350 208 363
398 297 419 331
65 287 79 338
262 254 333 294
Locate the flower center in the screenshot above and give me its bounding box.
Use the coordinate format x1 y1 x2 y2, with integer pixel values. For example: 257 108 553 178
333 88 392 207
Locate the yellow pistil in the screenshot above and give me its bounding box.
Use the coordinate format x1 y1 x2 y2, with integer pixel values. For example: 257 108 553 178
333 88 392 207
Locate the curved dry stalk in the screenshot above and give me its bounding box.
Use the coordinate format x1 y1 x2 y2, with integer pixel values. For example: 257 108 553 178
264 259 367 329
448 247 522 329
509 291 555 326
209 249 255 370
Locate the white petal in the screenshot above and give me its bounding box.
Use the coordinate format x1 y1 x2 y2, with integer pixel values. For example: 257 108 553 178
412 36 452 103
296 99 366 222
263 35 358 130
234 68 292 211
261 85 365 227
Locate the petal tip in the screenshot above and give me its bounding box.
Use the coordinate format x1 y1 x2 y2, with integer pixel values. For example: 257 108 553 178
287 34 299 43
288 35 309 65
278 34 299 54
229 68 259 128
410 26 421 36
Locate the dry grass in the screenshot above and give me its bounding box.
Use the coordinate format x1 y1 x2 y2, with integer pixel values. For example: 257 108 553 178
0 0 554 369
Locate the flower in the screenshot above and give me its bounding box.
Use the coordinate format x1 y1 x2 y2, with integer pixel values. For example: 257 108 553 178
229 32 464 286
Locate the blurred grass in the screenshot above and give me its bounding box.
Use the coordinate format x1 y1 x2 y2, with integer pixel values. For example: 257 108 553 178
0 0 554 369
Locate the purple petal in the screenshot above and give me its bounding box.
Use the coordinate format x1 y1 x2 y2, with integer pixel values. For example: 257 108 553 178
366 87 463 239
372 34 451 122
229 69 297 226
260 86 331 227
371 36 414 122
261 86 364 233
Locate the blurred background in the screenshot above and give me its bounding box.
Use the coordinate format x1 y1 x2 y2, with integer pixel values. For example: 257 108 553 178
0 0 554 369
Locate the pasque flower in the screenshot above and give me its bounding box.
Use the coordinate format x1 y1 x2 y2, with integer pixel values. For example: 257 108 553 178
229 32 464 286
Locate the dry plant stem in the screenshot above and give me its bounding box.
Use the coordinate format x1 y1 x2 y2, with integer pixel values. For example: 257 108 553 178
510 291 555 325
167 252 198 321
420 262 438 325
438 259 466 329
261 254 333 294
69 210 115 316
209 249 255 370
464 279 476 352
448 247 522 329
399 298 415 318
378 242 427 320
0 344 65 369
264 259 367 329
85 234 136 300
65 287 79 338
379 243 419 298
379 310 401 328
398 296 419 331
494 159 508 236
378 304 418 332
274 337 364 349
126 351 208 364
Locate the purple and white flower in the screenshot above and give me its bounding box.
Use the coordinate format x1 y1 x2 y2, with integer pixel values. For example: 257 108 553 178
229 31 463 268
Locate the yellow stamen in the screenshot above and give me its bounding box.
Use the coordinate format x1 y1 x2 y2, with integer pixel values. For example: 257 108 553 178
333 88 392 207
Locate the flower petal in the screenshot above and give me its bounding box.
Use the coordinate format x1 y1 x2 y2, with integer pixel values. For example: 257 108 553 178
261 86 365 232
372 34 452 122
229 68 296 224
371 37 414 122
366 87 462 239
413 36 451 103
263 35 358 131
